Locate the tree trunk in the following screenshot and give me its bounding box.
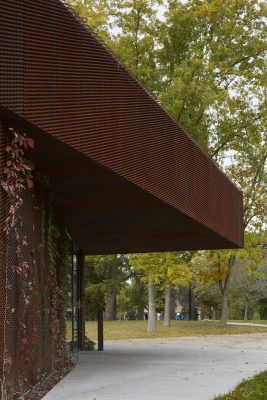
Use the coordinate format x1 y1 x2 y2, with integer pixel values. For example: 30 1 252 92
103 289 116 321
220 291 229 326
164 288 172 327
148 277 156 332
212 307 216 320
220 255 236 326
244 300 249 321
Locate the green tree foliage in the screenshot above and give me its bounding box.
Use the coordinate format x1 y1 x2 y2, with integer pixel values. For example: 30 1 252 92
84 255 130 320
117 274 147 319
229 260 267 320
193 233 267 324
194 280 221 319
107 0 162 91
129 252 192 329
227 146 267 231
159 0 266 152
129 252 192 287
66 0 111 41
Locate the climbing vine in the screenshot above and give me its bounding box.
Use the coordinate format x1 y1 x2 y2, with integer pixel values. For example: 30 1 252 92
0 128 73 399
0 128 34 399
1 128 34 231
46 206 73 377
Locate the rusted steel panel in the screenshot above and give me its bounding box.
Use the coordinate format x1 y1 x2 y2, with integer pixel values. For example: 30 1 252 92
0 128 70 395
0 0 243 251
0 122 46 393
0 122 10 386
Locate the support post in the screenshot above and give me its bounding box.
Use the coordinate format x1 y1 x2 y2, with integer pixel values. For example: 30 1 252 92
97 310 104 351
77 251 85 350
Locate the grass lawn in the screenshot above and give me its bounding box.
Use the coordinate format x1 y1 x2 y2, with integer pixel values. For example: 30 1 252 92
73 320 267 341
213 370 267 400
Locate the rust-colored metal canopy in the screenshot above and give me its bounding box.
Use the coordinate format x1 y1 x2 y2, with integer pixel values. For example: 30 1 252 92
0 0 243 254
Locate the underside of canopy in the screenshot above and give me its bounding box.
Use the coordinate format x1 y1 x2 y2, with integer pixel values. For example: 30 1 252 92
0 0 243 253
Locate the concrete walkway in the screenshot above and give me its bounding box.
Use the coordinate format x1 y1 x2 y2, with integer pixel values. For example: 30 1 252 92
228 321 267 328
43 333 267 400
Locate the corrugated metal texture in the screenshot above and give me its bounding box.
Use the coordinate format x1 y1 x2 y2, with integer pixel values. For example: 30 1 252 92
0 0 243 248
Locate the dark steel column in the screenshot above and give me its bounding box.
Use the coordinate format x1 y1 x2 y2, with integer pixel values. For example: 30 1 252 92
77 251 85 350
97 311 104 351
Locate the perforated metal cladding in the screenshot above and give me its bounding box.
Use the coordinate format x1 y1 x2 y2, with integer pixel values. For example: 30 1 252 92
0 0 243 248
0 124 66 396
0 124 23 393
0 123 10 385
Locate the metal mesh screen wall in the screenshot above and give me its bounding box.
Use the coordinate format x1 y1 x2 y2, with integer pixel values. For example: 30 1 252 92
0 0 243 248
0 122 71 398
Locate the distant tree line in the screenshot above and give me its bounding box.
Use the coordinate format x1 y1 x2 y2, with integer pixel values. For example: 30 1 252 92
84 232 267 332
